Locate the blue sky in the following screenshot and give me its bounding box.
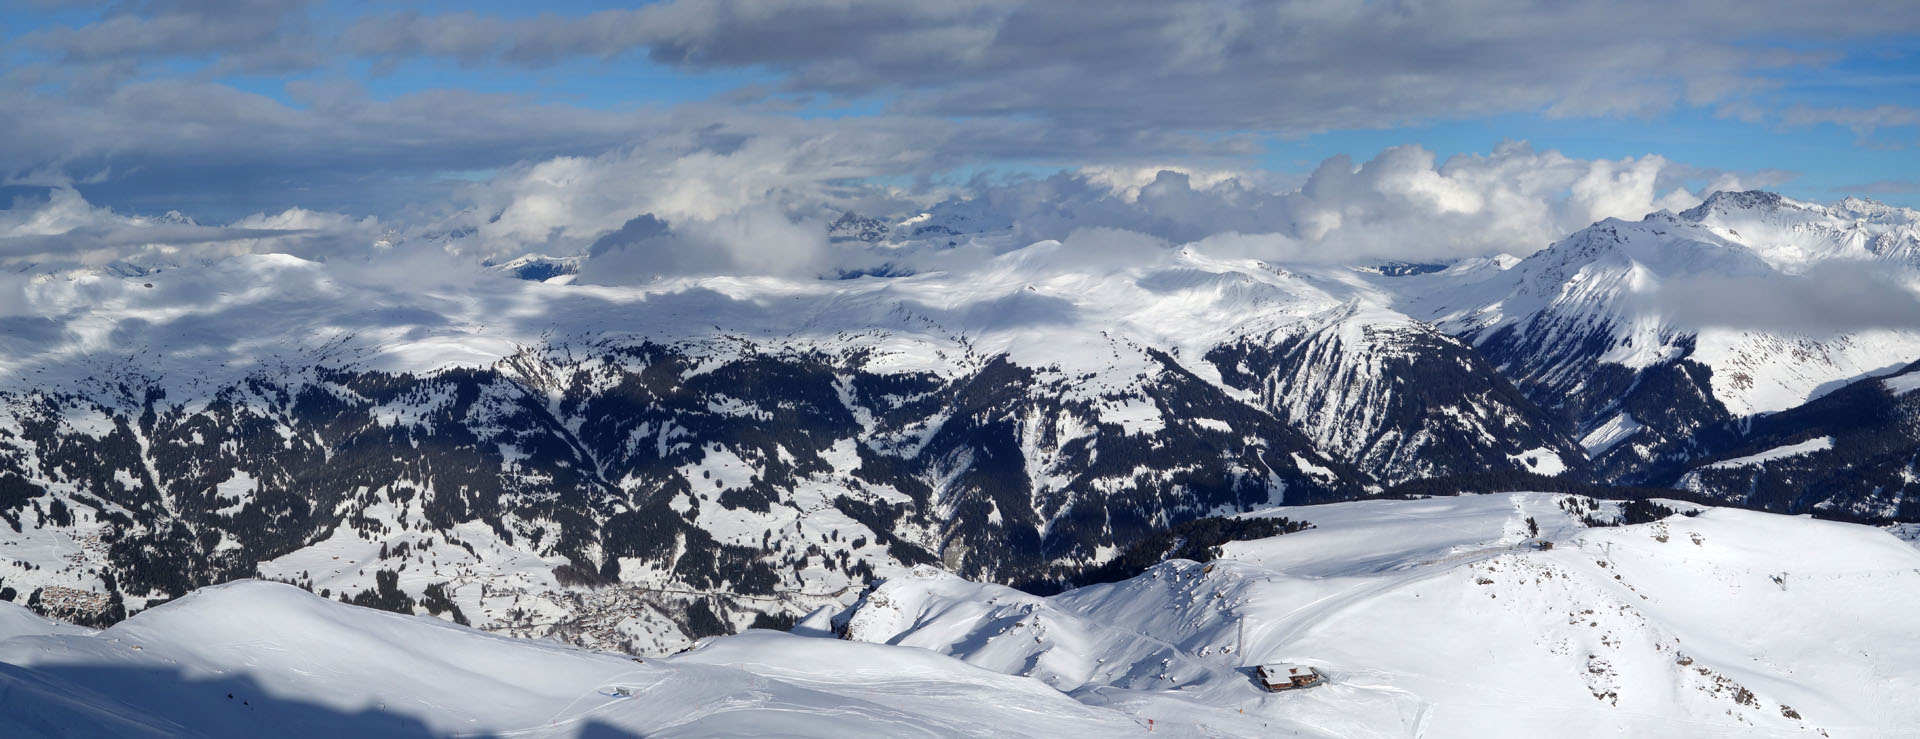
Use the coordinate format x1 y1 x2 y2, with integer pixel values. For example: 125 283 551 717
2 1 1918 230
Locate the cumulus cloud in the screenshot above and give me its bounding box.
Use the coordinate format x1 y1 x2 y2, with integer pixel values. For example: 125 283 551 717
414 137 1813 279
1075 165 1258 203
871 141 1782 266
434 127 922 260
575 207 830 283
0 186 384 268
416 114 1241 259
0 135 1814 279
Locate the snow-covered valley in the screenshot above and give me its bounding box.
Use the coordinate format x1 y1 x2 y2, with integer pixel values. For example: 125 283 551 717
4 493 1916 737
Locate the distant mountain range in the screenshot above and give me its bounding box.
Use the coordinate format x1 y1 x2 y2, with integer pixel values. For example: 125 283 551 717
1 191 1916 653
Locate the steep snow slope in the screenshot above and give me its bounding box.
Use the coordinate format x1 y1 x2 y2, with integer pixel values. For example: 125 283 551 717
834 493 1920 737
1208 301 1578 483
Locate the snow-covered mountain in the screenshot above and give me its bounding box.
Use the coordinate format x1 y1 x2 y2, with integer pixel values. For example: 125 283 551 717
1396 192 1920 503
0 242 1554 650
1206 302 1579 483
485 254 582 282
5 493 1916 737
1 191 1917 656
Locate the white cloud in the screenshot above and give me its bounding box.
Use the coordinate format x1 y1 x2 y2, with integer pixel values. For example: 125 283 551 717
342 0 1920 140
1076 165 1256 203
576 207 831 283
874 141 1763 266
1782 104 1920 140
442 133 890 262
0 187 384 267
0 138 1807 285
1631 261 1920 337
0 0 1907 229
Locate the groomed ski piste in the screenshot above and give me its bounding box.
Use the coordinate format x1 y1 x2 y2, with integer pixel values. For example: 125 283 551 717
4 492 1916 737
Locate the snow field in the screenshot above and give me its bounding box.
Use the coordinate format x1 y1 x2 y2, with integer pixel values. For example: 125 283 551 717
6 492 1919 736
837 493 1920 737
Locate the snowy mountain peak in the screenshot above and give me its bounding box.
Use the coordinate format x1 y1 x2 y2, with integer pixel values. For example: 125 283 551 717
827 211 892 243
1670 190 1919 271
150 210 199 227
1835 195 1920 223
1381 192 1920 493
1677 189 1794 221
485 253 582 282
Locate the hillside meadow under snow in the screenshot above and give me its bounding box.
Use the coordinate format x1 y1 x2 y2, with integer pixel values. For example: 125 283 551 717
3 492 1917 737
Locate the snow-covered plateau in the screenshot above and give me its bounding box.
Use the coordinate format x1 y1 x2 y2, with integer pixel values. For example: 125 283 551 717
3 492 1915 738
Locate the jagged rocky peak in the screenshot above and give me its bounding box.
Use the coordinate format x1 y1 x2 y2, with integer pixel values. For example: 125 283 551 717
1669 190 1920 269
1681 189 1919 228
827 210 891 243
1835 195 1920 223
1206 302 1584 486
1678 190 1791 220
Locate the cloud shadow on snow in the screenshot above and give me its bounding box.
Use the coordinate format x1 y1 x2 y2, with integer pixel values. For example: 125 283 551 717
0 661 458 738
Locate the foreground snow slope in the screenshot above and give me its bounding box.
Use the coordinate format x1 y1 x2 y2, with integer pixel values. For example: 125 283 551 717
4 493 1915 738
837 493 1920 738
0 580 1154 737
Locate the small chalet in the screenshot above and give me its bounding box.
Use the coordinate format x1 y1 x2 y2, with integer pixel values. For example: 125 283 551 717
1256 663 1323 692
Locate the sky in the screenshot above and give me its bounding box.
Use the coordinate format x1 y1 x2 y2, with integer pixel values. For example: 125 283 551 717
1 0 1919 271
